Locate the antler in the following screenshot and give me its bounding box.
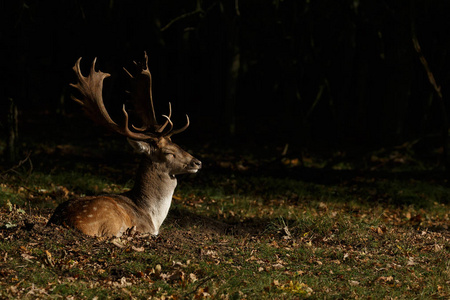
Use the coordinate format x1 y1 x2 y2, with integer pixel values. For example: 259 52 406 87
167 115 190 138
70 57 154 140
123 52 158 132
124 52 190 137
71 53 190 140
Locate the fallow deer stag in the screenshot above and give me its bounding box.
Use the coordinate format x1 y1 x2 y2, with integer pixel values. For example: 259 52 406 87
48 53 201 237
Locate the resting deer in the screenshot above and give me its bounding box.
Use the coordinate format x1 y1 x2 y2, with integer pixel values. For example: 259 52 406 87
48 53 201 237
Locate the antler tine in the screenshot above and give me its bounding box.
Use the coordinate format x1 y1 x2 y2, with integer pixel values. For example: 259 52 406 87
167 115 190 138
70 58 86 106
157 102 172 133
142 51 157 125
160 114 174 135
122 105 158 139
123 67 133 78
91 57 98 74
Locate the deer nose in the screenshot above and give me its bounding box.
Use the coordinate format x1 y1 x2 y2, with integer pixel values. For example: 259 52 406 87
190 159 202 169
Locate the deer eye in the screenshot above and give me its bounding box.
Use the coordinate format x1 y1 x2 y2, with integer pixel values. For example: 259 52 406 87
164 152 175 158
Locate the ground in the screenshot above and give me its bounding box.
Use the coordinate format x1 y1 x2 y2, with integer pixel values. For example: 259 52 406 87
0 118 449 299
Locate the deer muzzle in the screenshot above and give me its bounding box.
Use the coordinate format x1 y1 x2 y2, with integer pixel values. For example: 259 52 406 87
188 158 202 173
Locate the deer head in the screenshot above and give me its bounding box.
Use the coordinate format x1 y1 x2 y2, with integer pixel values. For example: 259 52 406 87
128 138 201 176
70 53 201 175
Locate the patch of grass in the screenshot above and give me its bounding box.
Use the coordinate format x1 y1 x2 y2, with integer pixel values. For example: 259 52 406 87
1 143 449 299
0 170 129 210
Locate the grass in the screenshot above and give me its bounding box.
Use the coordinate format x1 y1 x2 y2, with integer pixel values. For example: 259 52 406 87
0 136 449 299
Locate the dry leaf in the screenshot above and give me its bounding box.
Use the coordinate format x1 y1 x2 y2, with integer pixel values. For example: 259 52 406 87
318 202 327 209
111 238 126 248
21 253 36 261
202 250 218 258
132 246 145 252
272 263 284 270
45 250 54 267
277 281 313 295
332 259 341 264
434 244 443 252
172 270 186 282
406 257 416 266
113 277 132 287
349 280 360 286
377 276 394 282
189 273 198 282
155 264 162 275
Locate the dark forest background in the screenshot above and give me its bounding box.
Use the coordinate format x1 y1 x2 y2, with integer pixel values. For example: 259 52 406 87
2 0 450 164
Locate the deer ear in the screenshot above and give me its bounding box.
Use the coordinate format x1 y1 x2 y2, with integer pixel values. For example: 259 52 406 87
127 139 153 155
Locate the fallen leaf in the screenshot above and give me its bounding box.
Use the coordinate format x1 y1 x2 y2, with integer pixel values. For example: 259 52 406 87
332 259 341 264
406 257 416 266
278 281 313 295
272 263 284 270
45 250 54 267
21 253 36 261
283 226 291 238
377 276 394 282
189 273 198 282
168 270 185 282
155 264 162 275
113 277 132 287
349 280 359 286
111 238 126 248
132 246 145 252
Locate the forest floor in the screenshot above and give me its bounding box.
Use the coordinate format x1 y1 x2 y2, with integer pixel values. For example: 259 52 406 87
0 117 449 299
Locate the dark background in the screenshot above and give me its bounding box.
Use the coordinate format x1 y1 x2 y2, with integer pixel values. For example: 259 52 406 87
1 0 450 163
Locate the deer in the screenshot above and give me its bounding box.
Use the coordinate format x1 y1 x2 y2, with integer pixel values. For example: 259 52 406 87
47 53 201 237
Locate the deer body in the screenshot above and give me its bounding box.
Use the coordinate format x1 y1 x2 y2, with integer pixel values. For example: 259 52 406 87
48 54 201 237
49 156 181 237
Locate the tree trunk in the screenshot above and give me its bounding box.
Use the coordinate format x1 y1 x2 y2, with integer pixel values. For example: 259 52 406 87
6 97 19 163
222 3 240 137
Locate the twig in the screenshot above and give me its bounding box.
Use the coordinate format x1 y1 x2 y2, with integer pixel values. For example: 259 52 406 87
161 9 203 32
412 38 442 99
184 274 217 297
0 152 33 178
412 32 449 169
160 3 218 32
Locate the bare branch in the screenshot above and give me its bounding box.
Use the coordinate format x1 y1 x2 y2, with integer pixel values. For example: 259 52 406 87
412 32 449 168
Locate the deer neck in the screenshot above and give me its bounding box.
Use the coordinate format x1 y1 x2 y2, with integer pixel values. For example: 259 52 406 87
127 157 177 233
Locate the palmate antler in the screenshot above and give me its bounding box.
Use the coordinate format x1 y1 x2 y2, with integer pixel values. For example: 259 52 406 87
70 52 189 140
